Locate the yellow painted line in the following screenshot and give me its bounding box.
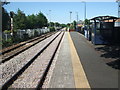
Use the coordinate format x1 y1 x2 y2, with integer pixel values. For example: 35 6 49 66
68 32 91 89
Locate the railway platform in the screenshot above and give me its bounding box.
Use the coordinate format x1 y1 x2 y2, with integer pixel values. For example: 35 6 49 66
43 31 118 89
1 31 119 89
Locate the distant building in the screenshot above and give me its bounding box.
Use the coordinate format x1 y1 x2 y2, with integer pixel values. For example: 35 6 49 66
77 20 83 27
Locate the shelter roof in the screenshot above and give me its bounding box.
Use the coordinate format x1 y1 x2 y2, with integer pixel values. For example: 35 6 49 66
90 16 118 21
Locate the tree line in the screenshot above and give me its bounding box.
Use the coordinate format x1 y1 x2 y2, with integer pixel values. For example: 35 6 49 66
2 6 67 33
2 9 48 32
2 2 78 33
13 9 48 30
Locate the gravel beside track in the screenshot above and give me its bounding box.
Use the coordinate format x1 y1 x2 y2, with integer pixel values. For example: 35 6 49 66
0 31 61 88
0 32 56 63
0 32 55 54
42 32 64 88
9 32 64 88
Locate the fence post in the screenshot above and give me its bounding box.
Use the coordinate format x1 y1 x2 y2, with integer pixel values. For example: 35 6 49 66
5 34 8 41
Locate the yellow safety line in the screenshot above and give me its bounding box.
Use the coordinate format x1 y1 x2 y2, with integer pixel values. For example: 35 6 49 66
68 32 91 89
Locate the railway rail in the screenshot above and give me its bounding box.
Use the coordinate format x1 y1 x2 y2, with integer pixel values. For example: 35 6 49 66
0 32 57 64
1 31 64 89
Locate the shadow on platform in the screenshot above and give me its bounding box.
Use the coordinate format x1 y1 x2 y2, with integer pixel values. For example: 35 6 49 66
95 45 120 70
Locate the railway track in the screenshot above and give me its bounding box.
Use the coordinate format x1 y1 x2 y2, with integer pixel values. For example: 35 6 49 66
1 31 64 89
0 32 56 64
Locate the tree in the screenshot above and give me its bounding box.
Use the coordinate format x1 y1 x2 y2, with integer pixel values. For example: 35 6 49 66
27 14 36 29
36 12 48 28
49 22 54 27
2 1 10 31
84 19 90 25
2 7 10 31
54 22 60 27
60 24 67 28
73 20 77 29
26 12 48 29
67 23 70 27
13 9 27 30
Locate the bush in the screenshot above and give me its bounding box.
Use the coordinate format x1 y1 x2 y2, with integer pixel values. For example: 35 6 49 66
49 27 55 32
12 34 22 43
23 33 29 41
34 30 39 37
2 38 13 48
4 30 11 34
69 25 74 29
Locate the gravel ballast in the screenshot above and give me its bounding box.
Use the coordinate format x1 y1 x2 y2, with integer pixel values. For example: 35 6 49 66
0 32 61 87
9 32 63 88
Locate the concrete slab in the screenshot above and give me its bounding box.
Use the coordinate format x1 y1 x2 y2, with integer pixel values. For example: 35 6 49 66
49 32 75 88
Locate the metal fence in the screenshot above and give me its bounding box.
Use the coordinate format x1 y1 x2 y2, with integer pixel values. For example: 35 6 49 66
2 28 50 41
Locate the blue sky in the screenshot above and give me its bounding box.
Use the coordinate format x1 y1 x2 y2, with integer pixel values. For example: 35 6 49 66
3 2 118 24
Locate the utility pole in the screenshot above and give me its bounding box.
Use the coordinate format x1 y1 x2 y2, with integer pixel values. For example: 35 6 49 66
49 10 51 27
76 12 78 23
82 1 86 25
70 11 72 23
116 0 120 17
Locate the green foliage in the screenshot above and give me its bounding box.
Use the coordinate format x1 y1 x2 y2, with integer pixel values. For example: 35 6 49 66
34 30 39 37
67 21 76 30
49 22 54 27
23 34 29 41
55 22 60 27
25 12 48 29
2 7 10 31
13 10 48 30
60 24 67 28
0 37 2 47
13 9 27 30
27 14 36 29
67 23 70 26
73 20 76 29
36 12 48 28
73 21 76 26
2 38 13 47
84 19 90 25
69 25 74 29
49 27 55 32
2 7 48 32
4 30 11 34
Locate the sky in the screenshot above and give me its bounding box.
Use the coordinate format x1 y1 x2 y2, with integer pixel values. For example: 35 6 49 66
3 2 118 24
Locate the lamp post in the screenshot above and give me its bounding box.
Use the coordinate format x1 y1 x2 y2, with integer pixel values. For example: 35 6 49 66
82 1 86 25
70 11 72 23
76 12 78 23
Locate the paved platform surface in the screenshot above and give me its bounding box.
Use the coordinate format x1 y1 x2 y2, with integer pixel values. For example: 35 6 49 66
49 32 75 88
70 32 118 88
49 31 118 89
